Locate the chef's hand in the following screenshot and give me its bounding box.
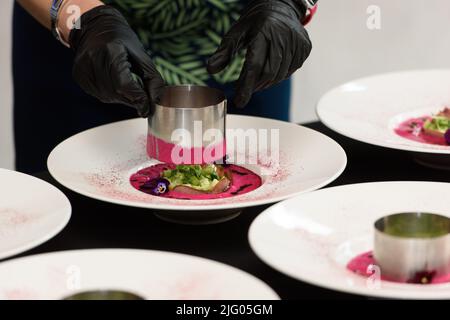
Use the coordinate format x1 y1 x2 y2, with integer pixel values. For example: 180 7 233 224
207 0 312 108
69 5 165 117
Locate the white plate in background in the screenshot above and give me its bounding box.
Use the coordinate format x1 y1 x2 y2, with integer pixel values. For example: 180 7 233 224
0 168 71 260
249 181 450 299
317 69 450 154
0 249 278 300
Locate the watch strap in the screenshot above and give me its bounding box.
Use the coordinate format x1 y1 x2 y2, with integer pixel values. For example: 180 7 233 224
50 0 70 47
302 2 318 25
302 0 318 9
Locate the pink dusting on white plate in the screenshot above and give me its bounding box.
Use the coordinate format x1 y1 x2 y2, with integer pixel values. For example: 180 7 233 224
171 274 217 300
0 208 40 238
0 209 31 226
83 172 151 202
2 288 37 300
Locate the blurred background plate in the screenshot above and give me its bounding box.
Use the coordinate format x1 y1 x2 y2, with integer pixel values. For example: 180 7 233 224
0 168 71 260
317 70 450 169
0 249 279 300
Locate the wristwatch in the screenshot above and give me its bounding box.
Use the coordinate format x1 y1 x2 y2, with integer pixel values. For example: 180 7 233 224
299 0 318 25
50 0 70 47
302 0 318 9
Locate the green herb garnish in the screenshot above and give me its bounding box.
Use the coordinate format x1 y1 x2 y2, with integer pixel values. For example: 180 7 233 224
162 164 224 191
423 116 450 134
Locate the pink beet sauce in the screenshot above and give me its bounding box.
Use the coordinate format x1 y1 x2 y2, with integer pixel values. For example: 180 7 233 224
130 163 262 200
347 251 450 284
394 117 447 146
147 134 226 164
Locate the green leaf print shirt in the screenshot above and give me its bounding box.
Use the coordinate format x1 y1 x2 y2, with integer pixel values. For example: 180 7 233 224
104 0 247 86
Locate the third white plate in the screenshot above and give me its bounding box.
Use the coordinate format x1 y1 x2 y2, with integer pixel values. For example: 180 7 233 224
249 181 450 299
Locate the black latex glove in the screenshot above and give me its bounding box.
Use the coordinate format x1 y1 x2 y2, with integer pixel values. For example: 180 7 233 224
69 5 165 117
207 0 312 108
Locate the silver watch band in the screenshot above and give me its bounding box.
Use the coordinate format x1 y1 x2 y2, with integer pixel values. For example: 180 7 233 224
50 0 70 47
302 0 318 9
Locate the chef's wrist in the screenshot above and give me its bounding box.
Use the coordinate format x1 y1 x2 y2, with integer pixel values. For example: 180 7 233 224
276 0 314 23
301 3 317 26
57 0 104 45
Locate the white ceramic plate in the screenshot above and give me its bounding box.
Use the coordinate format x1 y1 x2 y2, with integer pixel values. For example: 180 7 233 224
317 69 450 154
0 169 71 260
47 115 346 211
0 249 278 300
249 181 450 299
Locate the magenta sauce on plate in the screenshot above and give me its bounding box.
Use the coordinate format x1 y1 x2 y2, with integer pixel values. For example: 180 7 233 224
147 133 226 164
347 251 450 284
130 164 262 200
395 117 447 146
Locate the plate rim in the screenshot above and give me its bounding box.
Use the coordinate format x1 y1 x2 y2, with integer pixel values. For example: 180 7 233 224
47 115 347 211
0 248 280 300
248 180 450 300
316 69 450 155
0 168 72 261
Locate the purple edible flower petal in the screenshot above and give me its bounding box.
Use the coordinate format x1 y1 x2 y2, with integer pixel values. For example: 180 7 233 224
445 129 450 145
141 178 170 195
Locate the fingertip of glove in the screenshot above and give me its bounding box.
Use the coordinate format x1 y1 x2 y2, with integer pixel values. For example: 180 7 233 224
206 56 223 74
136 104 150 118
140 71 163 96
131 94 150 118
207 47 232 74
233 95 249 109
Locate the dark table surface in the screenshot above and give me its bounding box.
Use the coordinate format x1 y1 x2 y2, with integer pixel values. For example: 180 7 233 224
10 122 450 300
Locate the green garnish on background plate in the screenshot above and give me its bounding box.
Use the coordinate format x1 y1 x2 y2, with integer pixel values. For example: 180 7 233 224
423 116 450 134
162 164 224 191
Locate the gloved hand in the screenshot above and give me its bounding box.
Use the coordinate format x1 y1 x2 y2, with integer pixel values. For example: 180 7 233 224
207 0 312 108
69 5 165 117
